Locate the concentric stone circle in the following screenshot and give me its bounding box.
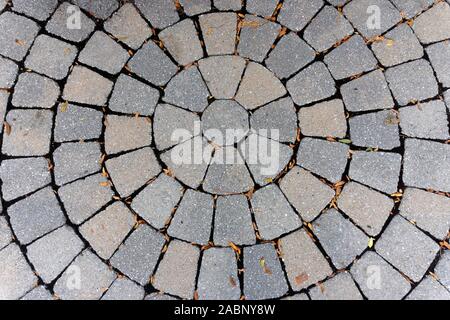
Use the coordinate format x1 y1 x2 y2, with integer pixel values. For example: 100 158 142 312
0 0 449 301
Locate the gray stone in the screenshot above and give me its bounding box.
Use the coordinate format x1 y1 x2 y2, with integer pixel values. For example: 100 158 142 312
180 0 210 16
0 57 18 88
55 104 103 142
72 0 118 19
390 0 433 18
102 277 145 300
12 72 60 108
145 293 178 300
309 272 363 300
435 251 450 291
134 0 179 30
0 216 12 250
282 293 310 300
412 2 450 44
426 41 450 88
407 276 450 300
214 0 242 11
199 13 236 55
21 286 54 300
278 0 323 32
247 0 277 17
12 0 58 21
0 92 7 133
111 224 165 286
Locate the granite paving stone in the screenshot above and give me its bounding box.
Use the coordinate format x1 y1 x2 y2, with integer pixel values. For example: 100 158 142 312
199 13 237 55
0 216 12 250
435 251 450 291
390 0 433 19
309 272 363 300
426 41 450 88
214 0 242 11
54 104 103 142
12 72 60 108
180 0 211 16
278 0 323 32
247 0 277 17
21 286 54 300
134 0 179 30
71 0 119 20
12 0 58 21
406 276 450 300
412 2 450 44
102 277 145 301
0 57 18 88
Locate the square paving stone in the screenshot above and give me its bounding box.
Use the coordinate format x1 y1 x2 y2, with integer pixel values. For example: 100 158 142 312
385 59 438 106
53 250 116 300
265 33 315 79
12 0 58 21
349 110 401 150
180 0 211 16
102 277 145 300
80 202 135 260
287 62 336 107
349 151 401 195
132 174 184 230
0 57 18 89
390 0 433 18
214 0 242 11
313 209 368 269
153 240 200 299
435 251 450 291
247 0 277 17
168 190 214 245
303 5 354 52
12 72 60 108
278 0 323 32
406 276 450 300
26 226 84 284
0 244 37 300
399 188 450 240
199 12 236 56
324 35 378 80
71 0 118 20
21 286 54 300
106 147 161 197
351 251 411 300
0 157 51 201
237 15 280 63
197 248 241 300
25 35 78 80
54 104 103 142
213 195 256 246
297 138 349 184
2 109 53 156
59 174 114 225
371 24 423 67
8 187 66 245
0 12 40 61
111 224 165 286
376 216 440 282
340 69 394 112
63 66 113 106
243 243 289 300
0 216 12 250
251 185 302 240
309 272 363 300
134 0 179 30
280 229 333 290
46 2 96 43
338 182 394 236
412 2 450 44
403 139 450 193
426 41 450 88
280 166 335 222
399 101 449 140
79 32 129 75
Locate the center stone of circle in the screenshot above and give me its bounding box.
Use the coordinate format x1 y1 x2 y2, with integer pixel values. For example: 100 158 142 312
201 100 249 146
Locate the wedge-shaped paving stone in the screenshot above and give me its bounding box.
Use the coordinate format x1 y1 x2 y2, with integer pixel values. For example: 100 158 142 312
79 32 129 75
407 276 450 300
235 62 286 110
111 224 165 286
2 109 53 156
314 209 368 269
159 19 203 66
399 101 449 140
251 185 301 240
12 72 60 108
299 99 347 138
0 12 39 61
80 202 135 259
132 174 184 230
199 13 236 55
134 0 179 30
350 151 401 195
180 0 210 16
46 2 95 42
0 157 51 201
403 139 450 193
280 167 335 222
247 0 277 17
25 35 77 80
371 24 423 67
109 74 159 116
280 229 332 291
0 57 18 89
341 69 394 112
0 244 37 300
8 187 66 245
278 0 323 32
390 0 433 18
0 216 12 250
376 216 440 282
105 115 152 155
399 188 450 239
287 62 336 107
104 3 152 50
385 59 438 106
197 248 240 300
435 251 450 291
213 195 256 246
153 240 200 299
309 272 363 300
59 174 114 225
243 243 288 300
325 35 377 80
238 15 280 62
349 110 401 150
338 182 393 236
12 0 58 21
54 250 116 300
265 33 315 79
63 66 113 106
426 41 450 88
72 0 118 19
55 104 103 142
164 66 209 112
21 286 53 301
53 142 102 186
297 138 349 184
106 147 161 197
168 190 214 245
102 278 145 300
27 226 84 284
214 0 242 11
412 2 450 44
198 56 246 99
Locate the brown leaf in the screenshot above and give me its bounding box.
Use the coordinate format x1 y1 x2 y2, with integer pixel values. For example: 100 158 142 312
3 121 11 135
295 273 309 286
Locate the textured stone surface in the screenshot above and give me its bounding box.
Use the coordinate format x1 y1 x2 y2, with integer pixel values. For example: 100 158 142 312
72 0 118 19
412 2 450 44
427 41 450 88
134 0 179 30
0 216 12 250
309 272 363 300
278 0 323 32
102 278 145 300
435 251 450 291
12 72 60 109
0 57 18 89
199 12 236 56
21 286 54 301
12 0 58 21
407 276 450 300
